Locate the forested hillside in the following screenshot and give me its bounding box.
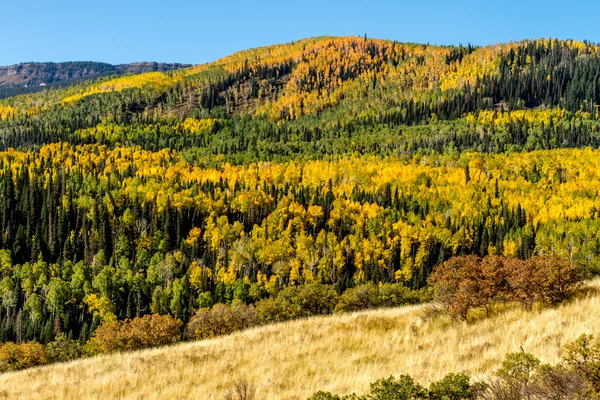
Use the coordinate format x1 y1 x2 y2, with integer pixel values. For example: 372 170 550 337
0 61 190 99
1 279 598 399
0 36 599 350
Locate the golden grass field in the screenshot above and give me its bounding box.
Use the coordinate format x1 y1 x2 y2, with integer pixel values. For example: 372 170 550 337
1 279 599 400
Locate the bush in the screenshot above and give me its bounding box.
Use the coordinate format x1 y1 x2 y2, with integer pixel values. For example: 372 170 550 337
380 284 431 307
308 375 428 399
223 379 257 400
255 283 338 323
496 352 541 384
86 313 182 354
428 255 489 320
45 334 84 363
307 392 343 400
429 255 581 320
477 349 595 400
333 284 381 313
429 373 474 399
533 364 593 399
334 283 427 313
309 337 600 400
368 375 429 399
0 341 47 372
185 302 258 340
562 334 600 392
508 256 581 307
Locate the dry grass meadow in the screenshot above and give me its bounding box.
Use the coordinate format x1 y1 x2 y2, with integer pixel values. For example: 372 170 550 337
0 279 599 400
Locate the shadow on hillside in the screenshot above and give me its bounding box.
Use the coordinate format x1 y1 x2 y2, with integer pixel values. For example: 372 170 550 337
570 282 600 300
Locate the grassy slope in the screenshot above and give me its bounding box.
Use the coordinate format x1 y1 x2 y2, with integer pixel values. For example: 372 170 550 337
0 280 599 400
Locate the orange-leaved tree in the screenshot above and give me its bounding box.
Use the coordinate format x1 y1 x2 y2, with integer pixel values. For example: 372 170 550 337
86 314 182 354
430 255 581 320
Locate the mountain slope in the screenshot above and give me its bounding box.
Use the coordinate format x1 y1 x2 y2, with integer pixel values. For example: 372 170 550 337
0 280 598 400
0 61 191 99
0 38 599 393
2 36 600 154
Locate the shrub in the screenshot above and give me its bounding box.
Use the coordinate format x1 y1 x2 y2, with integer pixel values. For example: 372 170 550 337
307 392 343 400
508 256 581 307
86 313 182 354
428 255 488 320
429 373 474 399
309 338 600 400
308 375 428 399
334 283 427 313
223 379 257 400
0 341 47 372
429 255 581 320
562 334 600 392
532 364 593 399
85 320 120 355
368 375 428 399
185 302 258 340
477 350 595 399
255 283 338 323
380 284 431 307
293 283 339 316
45 334 83 363
252 297 281 324
333 284 381 313
496 352 541 385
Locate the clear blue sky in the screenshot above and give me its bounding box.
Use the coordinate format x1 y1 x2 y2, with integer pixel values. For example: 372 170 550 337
2 0 599 66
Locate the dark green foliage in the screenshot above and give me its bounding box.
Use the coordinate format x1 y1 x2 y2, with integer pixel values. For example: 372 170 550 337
308 374 470 400
496 352 541 384
255 284 339 323
429 373 474 399
334 283 428 313
562 334 600 392
307 392 343 400
477 349 598 399
367 375 429 399
45 334 84 363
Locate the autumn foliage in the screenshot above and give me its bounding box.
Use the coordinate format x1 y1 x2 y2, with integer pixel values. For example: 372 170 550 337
429 255 581 320
86 314 182 354
0 341 47 372
1 36 600 379
185 302 258 340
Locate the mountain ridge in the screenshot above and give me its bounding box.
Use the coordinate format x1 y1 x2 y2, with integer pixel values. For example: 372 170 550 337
0 61 191 99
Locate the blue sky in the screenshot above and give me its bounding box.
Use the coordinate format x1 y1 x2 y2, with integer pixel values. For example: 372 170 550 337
2 0 599 66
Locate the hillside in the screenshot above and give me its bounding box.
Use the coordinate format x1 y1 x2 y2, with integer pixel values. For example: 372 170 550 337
0 279 597 400
0 36 598 382
0 61 190 99
2 36 600 153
